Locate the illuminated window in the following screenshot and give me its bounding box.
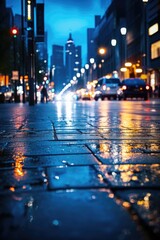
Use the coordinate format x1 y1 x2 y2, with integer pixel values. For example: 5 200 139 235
149 23 159 36
151 41 160 59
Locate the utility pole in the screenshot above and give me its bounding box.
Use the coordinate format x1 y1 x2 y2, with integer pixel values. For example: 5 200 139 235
11 27 19 102
26 0 36 106
21 0 26 103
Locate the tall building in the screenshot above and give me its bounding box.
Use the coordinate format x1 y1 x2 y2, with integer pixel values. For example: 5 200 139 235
87 28 95 63
65 33 82 83
65 33 76 82
87 16 101 63
50 44 65 93
74 45 82 75
94 0 160 90
147 0 160 89
0 0 13 84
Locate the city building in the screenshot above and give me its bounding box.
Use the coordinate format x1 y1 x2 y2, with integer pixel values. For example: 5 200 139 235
50 44 65 93
0 0 13 86
74 45 82 77
87 28 96 63
147 0 160 90
65 33 82 84
94 0 127 79
65 33 75 83
93 0 160 91
36 32 48 85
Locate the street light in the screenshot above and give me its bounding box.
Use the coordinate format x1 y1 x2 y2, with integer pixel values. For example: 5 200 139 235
89 58 95 81
11 26 19 102
142 0 148 76
120 27 127 35
111 39 117 73
98 48 106 55
81 68 86 87
111 39 117 47
98 48 107 77
90 58 95 64
120 27 127 66
85 64 89 70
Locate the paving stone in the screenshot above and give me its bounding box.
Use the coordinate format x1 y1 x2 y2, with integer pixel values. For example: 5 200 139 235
23 154 100 168
46 165 106 189
4 143 91 156
0 167 46 193
0 190 146 240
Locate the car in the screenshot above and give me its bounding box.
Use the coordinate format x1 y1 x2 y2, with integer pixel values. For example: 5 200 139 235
94 77 121 100
0 86 14 103
117 78 150 100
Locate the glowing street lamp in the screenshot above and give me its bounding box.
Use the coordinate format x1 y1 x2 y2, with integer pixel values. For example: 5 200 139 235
76 73 80 78
98 48 107 77
111 39 117 46
85 64 89 70
120 27 127 35
89 58 95 81
90 58 95 64
81 68 85 74
98 48 106 55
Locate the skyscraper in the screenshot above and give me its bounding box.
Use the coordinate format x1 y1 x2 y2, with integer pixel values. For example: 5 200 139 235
65 33 75 83
51 44 65 93
65 33 82 82
87 28 96 63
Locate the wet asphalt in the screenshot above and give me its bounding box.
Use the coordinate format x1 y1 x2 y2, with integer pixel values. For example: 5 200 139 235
0 99 160 240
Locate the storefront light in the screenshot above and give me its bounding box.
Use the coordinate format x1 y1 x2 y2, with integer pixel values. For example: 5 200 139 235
120 67 127 72
125 62 132 67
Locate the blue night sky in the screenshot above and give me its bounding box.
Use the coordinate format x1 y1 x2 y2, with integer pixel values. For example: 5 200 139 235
6 0 110 65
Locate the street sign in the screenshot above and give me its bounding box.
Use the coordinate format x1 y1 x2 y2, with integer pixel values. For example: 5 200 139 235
12 71 19 80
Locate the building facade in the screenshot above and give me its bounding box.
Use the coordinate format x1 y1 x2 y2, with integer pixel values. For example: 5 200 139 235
0 0 13 85
65 33 76 83
50 44 65 93
147 0 160 91
65 33 82 84
93 0 160 91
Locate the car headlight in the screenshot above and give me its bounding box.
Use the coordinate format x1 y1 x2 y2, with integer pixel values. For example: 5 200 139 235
122 85 127 90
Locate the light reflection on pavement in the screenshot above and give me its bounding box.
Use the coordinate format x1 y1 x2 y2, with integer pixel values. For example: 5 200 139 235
0 100 160 240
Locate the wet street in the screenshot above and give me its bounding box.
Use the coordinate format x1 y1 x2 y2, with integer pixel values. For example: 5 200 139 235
0 99 160 240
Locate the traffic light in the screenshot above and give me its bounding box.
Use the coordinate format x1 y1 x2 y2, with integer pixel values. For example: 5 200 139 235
11 27 18 38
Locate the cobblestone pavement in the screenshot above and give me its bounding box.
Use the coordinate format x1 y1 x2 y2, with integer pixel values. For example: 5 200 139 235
0 100 160 240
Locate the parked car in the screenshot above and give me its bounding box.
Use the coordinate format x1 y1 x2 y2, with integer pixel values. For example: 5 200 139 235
0 86 14 103
94 77 121 100
117 78 150 100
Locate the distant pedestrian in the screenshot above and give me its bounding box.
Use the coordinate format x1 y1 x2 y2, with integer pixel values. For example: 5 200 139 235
41 86 48 103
